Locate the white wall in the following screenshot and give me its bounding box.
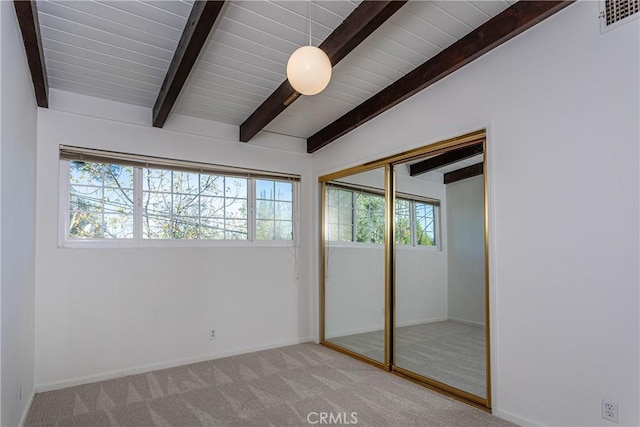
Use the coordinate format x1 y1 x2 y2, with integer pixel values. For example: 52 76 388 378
1 2 38 426
35 104 314 390
446 175 485 326
395 167 449 327
324 245 385 337
312 2 639 426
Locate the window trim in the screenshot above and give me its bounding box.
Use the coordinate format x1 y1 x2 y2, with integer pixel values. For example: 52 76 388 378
59 156 300 248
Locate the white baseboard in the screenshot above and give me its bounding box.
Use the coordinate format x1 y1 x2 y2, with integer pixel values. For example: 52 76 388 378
447 317 485 327
493 409 539 426
36 336 314 393
325 325 382 339
396 317 448 327
19 389 36 427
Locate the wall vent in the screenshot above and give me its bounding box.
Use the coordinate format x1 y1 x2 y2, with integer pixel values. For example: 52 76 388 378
600 0 639 32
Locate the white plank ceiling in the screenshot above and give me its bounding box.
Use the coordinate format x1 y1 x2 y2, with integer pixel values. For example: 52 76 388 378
37 0 514 140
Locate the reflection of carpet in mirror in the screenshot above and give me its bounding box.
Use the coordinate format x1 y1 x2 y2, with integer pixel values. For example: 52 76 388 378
328 320 486 398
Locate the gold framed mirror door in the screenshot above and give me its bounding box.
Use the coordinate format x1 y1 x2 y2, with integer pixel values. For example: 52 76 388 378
321 165 389 369
319 130 491 409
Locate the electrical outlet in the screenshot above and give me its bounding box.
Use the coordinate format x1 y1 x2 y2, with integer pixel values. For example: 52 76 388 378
602 398 618 423
209 329 216 340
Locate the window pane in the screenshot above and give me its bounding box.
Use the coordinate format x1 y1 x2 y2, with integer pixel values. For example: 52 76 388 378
226 198 247 219
173 195 199 217
104 213 134 239
257 200 274 220
256 180 273 199
70 161 103 186
104 164 133 189
200 196 225 218
275 181 292 201
69 211 103 239
256 180 293 240
70 187 102 212
144 215 172 239
200 175 223 196
338 224 353 242
226 177 247 198
143 192 171 217
275 220 293 240
275 201 292 221
395 199 412 245
416 202 436 246
200 217 224 239
225 219 248 240
172 216 199 239
173 171 199 194
143 168 171 192
355 193 385 244
326 187 354 242
69 161 133 240
256 219 274 240
103 188 134 215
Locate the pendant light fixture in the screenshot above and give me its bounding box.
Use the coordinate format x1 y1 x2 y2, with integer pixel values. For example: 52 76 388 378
286 1 332 96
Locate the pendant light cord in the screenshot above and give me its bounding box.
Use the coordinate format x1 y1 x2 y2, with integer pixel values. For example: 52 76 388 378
308 0 312 46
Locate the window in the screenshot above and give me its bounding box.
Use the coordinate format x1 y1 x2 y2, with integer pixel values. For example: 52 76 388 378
62 147 298 245
325 184 439 247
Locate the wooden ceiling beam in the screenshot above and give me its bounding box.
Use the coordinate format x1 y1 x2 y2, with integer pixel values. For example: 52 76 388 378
239 0 408 143
153 0 225 128
13 0 48 108
307 0 575 153
444 162 484 184
410 143 483 176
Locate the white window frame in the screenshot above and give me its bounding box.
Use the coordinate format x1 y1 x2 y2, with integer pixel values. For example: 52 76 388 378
59 160 300 248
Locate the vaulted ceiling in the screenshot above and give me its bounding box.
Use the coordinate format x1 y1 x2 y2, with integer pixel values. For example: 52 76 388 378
15 0 573 153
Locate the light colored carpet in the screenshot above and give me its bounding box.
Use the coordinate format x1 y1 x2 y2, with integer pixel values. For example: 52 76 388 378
25 343 513 427
328 321 486 398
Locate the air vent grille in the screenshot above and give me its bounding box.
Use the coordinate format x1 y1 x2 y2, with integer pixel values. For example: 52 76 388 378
605 0 639 25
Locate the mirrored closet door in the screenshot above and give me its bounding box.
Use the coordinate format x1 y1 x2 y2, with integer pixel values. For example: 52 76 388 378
322 166 388 366
393 142 488 404
320 131 490 408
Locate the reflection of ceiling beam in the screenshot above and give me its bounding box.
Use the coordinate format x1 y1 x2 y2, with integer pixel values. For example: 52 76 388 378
410 143 483 176
307 1 574 153
239 0 408 143
153 1 225 128
14 0 48 107
444 162 484 184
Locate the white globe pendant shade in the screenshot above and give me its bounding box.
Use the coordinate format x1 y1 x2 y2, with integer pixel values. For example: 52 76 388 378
286 46 332 96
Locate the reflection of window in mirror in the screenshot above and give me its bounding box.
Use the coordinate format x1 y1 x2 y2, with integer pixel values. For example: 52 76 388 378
326 185 386 244
395 198 439 248
326 183 440 248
